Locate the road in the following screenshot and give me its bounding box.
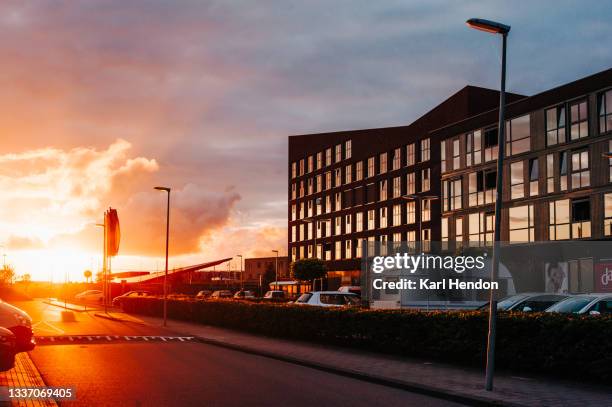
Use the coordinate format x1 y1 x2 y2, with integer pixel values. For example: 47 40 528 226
16 300 465 406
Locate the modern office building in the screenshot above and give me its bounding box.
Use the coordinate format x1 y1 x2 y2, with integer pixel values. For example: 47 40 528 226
288 68 612 291
244 256 289 282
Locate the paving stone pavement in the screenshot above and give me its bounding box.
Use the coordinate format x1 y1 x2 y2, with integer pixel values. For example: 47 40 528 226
0 353 57 407
135 314 612 407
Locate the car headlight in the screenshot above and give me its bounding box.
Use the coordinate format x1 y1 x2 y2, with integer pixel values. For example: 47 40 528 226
14 313 31 328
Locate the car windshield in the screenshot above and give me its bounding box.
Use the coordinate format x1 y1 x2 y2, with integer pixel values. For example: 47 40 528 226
497 294 530 311
548 297 595 313
296 293 312 303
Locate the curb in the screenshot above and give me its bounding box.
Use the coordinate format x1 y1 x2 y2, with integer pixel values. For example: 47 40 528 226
93 313 145 324
189 335 527 407
42 301 91 313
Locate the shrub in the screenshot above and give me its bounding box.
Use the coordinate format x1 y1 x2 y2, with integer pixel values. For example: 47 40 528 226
120 298 612 382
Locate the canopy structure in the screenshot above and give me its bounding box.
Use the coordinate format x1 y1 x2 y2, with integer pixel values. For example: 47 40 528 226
113 258 233 284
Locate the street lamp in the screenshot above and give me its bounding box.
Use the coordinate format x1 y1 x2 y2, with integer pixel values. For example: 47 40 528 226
154 186 171 327
94 222 107 313
236 254 243 289
272 250 279 290
467 17 510 392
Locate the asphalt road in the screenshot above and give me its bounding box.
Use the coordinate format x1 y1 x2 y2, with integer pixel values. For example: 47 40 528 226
30 342 465 407
12 300 464 406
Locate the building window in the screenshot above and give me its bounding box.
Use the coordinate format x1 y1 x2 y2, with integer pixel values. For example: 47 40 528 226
571 199 591 238
422 228 431 252
316 219 322 238
335 241 342 259
571 150 589 189
484 128 498 162
355 239 362 258
441 140 446 173
421 168 430 192
422 199 431 222
335 217 342 235
335 144 342 163
505 114 530 156
367 209 375 230
599 90 612 134
392 148 401 171
407 172 415 194
316 175 322 193
345 214 352 234
393 204 401 226
406 143 415 166
299 181 304 198
468 212 495 244
510 161 524 200
509 204 534 242
560 151 568 191
546 105 566 146
307 156 313 173
299 159 304 176
345 165 352 184
421 138 430 162
546 154 554 193
609 140 612 183
291 204 296 221
380 234 388 256
529 158 539 197
379 180 388 201
392 177 401 198
345 140 352 159
291 246 296 261
443 178 461 211
291 162 297 179
549 199 570 240
356 212 363 232
325 195 331 214
356 161 363 181
570 99 588 141
291 225 296 242
605 193 612 236
316 152 322 169
299 223 304 241
334 192 342 211
392 233 402 243
379 153 388 174
442 217 449 242
291 183 296 200
380 207 388 228
455 217 463 242
345 240 352 259
406 201 415 224
452 137 460 169
367 157 375 178
466 130 482 166
326 148 332 166
307 200 313 217
335 168 342 187
307 178 313 195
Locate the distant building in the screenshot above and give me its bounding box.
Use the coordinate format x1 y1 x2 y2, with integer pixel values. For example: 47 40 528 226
244 256 289 282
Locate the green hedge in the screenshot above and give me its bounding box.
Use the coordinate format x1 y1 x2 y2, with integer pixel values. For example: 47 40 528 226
120 298 612 382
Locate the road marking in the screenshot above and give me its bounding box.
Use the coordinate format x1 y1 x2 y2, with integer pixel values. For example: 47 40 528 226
35 335 196 345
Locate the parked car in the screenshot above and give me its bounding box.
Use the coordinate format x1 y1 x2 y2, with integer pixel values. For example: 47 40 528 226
338 286 361 297
0 327 16 372
233 290 256 299
112 291 151 307
262 290 286 301
75 289 104 303
480 293 571 312
0 300 35 352
295 291 360 307
546 293 612 315
195 290 212 300
210 290 233 299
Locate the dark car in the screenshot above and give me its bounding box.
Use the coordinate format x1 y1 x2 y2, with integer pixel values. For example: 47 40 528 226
479 293 571 312
0 327 16 372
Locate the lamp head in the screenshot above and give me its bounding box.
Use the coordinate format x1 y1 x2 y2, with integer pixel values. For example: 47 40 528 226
466 18 510 35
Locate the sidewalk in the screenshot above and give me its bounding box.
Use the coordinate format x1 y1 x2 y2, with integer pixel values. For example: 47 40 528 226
0 353 57 407
134 314 610 407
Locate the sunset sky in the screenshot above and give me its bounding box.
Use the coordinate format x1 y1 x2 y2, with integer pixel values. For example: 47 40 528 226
1 1 611 281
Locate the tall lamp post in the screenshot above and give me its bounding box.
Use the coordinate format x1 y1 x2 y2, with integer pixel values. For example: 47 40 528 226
154 186 171 327
95 222 107 313
272 250 279 290
466 17 511 392
236 254 243 289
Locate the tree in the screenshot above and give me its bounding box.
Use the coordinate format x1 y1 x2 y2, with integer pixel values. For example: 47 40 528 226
0 264 15 286
290 258 327 285
83 270 92 283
